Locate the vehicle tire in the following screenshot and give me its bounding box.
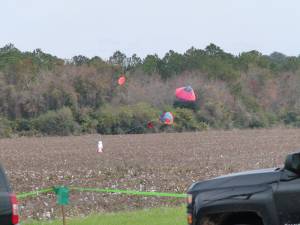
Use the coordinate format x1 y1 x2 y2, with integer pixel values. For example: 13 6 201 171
230 224 259 225
225 216 263 225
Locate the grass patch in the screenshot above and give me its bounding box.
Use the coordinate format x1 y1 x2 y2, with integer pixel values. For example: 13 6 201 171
24 206 186 225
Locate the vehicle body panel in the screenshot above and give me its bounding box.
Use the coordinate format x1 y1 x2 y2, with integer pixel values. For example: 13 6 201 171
0 164 15 225
187 168 290 225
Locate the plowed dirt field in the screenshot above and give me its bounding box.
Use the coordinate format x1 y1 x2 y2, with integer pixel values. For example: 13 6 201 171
0 128 299 220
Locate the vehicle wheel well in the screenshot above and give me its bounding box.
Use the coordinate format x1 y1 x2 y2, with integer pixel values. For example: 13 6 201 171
200 211 264 225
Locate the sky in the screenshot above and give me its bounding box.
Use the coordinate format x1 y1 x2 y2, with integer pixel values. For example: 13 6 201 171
1 0 300 59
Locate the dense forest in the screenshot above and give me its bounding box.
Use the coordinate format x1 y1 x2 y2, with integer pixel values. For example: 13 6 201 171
0 43 300 137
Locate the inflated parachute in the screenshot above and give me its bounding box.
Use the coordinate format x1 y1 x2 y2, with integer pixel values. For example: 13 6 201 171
175 86 196 102
160 112 174 125
118 75 126 86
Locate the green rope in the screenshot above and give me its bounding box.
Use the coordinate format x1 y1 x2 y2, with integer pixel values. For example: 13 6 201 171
17 188 54 199
70 187 187 198
17 187 187 199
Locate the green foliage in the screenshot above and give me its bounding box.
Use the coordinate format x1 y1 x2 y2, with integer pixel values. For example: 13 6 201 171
173 108 208 131
16 119 32 131
229 82 242 98
240 95 262 113
0 44 62 74
0 117 13 137
205 58 240 81
0 44 22 70
109 51 129 70
173 100 198 111
159 50 186 78
282 111 300 127
196 102 233 129
268 52 300 73
265 112 278 126
72 55 89 66
205 43 225 56
232 110 270 129
31 48 63 69
184 47 206 70
127 54 142 70
142 54 161 74
96 103 159 134
238 51 270 71
248 113 269 128
45 83 78 111
76 108 98 133
14 119 38 136
0 43 300 136
33 107 78 135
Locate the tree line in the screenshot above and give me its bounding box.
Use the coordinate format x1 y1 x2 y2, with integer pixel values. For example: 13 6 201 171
0 43 300 137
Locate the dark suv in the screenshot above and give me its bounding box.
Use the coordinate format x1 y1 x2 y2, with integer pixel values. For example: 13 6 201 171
0 164 19 225
187 151 300 225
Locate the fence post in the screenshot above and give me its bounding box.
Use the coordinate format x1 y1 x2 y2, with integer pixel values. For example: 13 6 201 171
61 205 66 225
53 186 69 225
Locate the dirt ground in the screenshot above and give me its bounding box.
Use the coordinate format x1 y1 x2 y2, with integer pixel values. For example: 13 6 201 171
0 128 299 220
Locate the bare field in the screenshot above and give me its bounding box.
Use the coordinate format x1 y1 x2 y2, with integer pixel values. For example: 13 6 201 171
0 128 300 220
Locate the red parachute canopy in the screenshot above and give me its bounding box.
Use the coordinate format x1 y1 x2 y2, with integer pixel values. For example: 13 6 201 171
147 121 154 129
118 75 126 86
175 86 196 102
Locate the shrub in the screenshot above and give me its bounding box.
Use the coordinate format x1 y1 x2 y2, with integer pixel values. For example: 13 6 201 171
248 113 269 128
33 107 78 135
196 101 234 129
14 119 38 136
15 119 32 131
173 100 198 111
173 108 208 132
265 112 278 127
96 103 159 134
0 118 13 137
241 95 261 113
282 111 300 127
75 108 98 133
232 110 270 129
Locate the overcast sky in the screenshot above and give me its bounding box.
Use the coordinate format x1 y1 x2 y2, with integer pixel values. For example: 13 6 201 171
1 0 300 59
